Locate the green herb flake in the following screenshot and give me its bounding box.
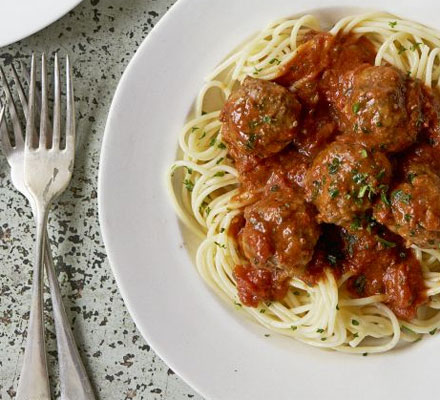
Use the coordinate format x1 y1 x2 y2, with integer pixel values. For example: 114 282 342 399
336 305 340 310
191 126 199 132
260 309 266 314
352 102 361 114
392 189 412 205
214 241 227 249
218 142 227 149
376 236 396 248
328 158 341 174
410 42 423 51
363 352 368 357
317 328 325 333
213 171 225 178
397 44 407 55
216 157 224 165
245 133 258 150
201 111 207 116
429 328 437 335
269 58 281 65
184 166 193 175
381 191 390 206
264 334 270 337
389 21 397 28
293 290 300 296
327 254 337 266
360 149 368 158
234 301 242 307
329 186 339 199
291 326 298 331
220 228 225 233
209 133 218 146
270 185 280 192
262 115 272 124
358 185 369 198
352 319 360 326
183 179 194 192
353 333 359 338
253 67 263 75
404 214 412 222
321 337 327 341
199 131 207 139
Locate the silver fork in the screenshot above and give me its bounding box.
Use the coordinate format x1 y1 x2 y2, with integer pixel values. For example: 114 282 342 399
0 55 95 399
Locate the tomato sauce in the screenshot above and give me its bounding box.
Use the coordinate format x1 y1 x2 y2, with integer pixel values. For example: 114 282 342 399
221 32 435 319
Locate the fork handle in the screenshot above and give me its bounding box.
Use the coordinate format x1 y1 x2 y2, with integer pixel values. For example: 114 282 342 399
16 208 50 400
44 231 96 400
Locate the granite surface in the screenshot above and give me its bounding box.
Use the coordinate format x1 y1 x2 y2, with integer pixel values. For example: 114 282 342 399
0 1 203 399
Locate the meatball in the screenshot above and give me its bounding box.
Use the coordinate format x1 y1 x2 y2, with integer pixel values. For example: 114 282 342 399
332 65 422 152
341 226 426 320
220 77 301 171
374 169 440 248
304 141 392 226
238 188 320 273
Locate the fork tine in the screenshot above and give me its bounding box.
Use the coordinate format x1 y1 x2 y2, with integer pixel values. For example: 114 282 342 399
65 55 75 150
0 103 11 154
11 63 29 118
53 53 61 149
0 66 24 147
39 53 49 148
25 54 36 149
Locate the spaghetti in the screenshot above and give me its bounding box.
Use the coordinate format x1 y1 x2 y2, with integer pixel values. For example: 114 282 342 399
168 13 440 354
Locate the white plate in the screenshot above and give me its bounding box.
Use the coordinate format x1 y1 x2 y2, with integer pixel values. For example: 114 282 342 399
99 1 440 399
0 0 82 47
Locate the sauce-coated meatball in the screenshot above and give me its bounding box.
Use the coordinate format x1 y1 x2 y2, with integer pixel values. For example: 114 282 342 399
305 141 391 225
238 188 320 273
374 169 440 248
332 65 422 152
220 77 301 171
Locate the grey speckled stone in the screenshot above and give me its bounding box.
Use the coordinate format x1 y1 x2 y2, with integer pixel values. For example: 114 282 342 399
0 1 203 399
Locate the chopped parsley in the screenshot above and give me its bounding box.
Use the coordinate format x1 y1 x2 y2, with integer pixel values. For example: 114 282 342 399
213 171 225 177
214 241 226 249
209 132 219 146
336 305 340 311
328 158 341 174
392 189 412 204
220 228 225 233
321 337 327 341
429 328 437 335
410 42 423 51
329 186 339 199
191 126 199 132
184 166 193 174
291 326 298 331
397 44 407 55
352 319 360 326
260 309 266 314
399 251 407 259
354 275 366 294
199 131 207 139
218 142 227 149
352 102 361 114
317 328 325 333
360 149 368 158
376 236 396 248
358 185 369 198
262 115 273 124
253 67 263 75
381 191 390 206
388 21 397 28
376 168 386 180
245 133 258 150
270 185 280 192
363 353 368 357
216 157 224 165
183 179 194 192
269 58 281 65
327 254 337 266
404 213 412 222
234 301 242 307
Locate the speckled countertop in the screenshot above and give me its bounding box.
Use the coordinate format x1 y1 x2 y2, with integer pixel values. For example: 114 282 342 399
0 1 202 399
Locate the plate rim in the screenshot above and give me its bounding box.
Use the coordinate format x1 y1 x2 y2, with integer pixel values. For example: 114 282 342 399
98 1 440 399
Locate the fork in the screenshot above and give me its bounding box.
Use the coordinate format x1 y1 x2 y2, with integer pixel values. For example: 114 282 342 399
0 54 95 399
